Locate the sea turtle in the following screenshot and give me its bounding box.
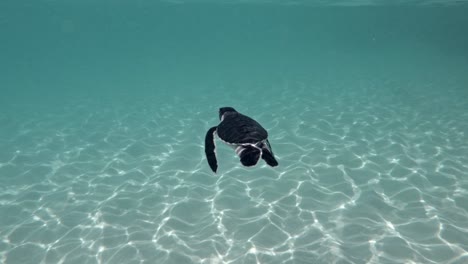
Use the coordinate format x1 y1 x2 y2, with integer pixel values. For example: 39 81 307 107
204 107 278 173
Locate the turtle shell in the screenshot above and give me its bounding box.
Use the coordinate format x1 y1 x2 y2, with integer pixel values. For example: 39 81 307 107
217 112 268 144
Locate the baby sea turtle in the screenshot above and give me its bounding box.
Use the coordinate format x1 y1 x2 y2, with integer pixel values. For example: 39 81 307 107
204 107 278 173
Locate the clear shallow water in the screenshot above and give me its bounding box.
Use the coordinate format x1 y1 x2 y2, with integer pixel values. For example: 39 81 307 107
1 2 468 264
161 0 468 6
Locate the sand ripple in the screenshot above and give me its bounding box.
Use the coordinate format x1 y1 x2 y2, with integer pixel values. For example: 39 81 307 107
1 81 468 264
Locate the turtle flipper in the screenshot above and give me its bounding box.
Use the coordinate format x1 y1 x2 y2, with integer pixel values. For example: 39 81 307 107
238 145 261 167
261 140 278 167
205 126 218 173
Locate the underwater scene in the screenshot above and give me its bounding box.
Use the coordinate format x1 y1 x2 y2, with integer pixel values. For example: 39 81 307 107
1 0 468 263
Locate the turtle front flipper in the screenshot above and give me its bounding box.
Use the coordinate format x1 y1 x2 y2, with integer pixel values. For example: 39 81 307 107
237 145 261 167
261 139 278 167
205 126 218 173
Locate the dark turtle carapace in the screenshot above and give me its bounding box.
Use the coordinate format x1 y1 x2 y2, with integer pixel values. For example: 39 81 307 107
204 107 278 173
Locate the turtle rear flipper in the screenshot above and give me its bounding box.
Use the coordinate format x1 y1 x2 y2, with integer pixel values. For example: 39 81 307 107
261 140 278 167
205 126 218 173
238 145 261 167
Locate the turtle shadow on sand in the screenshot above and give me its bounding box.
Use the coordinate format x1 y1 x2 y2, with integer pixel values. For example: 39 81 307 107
204 107 278 173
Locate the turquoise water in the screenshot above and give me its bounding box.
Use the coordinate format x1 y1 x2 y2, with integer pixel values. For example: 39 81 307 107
1 1 468 263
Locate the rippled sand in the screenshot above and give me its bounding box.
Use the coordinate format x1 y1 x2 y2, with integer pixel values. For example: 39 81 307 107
1 79 468 264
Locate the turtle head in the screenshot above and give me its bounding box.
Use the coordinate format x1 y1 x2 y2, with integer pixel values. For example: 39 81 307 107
219 107 237 120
